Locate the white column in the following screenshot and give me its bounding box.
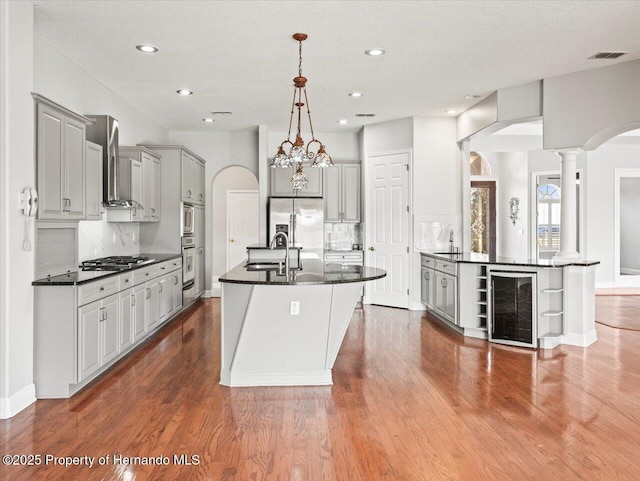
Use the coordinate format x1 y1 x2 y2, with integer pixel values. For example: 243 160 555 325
555 150 580 259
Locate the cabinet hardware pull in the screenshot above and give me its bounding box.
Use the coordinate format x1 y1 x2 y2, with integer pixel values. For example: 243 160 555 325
161 267 165 270
145 288 151 299
132 295 135 307
104 309 108 320
146 273 149 276
159 284 163 293
99 287 105 291
124 279 129 283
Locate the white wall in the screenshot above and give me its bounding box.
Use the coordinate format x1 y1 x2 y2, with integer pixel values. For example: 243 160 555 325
584 142 640 285
210 167 259 295
482 152 529 259
543 59 640 150
0 0 36 418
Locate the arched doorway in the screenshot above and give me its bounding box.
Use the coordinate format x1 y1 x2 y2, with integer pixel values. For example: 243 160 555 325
211 166 259 296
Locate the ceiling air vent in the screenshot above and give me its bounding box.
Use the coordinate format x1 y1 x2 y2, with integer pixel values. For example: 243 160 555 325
211 111 233 115
589 51 627 59
355 113 376 117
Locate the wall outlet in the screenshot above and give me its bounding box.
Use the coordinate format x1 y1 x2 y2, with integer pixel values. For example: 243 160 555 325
290 301 300 316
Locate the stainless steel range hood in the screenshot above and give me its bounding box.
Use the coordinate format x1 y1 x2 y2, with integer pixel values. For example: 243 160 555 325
85 115 136 208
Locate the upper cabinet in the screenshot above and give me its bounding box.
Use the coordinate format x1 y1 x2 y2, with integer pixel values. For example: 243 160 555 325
323 163 360 222
271 166 323 197
119 146 162 222
85 141 103 220
34 94 92 221
181 151 205 204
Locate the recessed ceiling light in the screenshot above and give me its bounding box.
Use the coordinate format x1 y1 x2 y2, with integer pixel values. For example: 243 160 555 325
365 48 385 56
348 91 363 98
176 89 193 96
338 119 348 125
136 44 158 53
202 118 214 123
465 94 481 100
445 109 457 115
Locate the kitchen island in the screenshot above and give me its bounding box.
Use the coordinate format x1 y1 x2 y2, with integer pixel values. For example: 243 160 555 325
219 259 386 387
420 252 600 349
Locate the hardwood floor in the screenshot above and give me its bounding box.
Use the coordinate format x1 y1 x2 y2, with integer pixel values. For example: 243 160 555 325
1 298 640 481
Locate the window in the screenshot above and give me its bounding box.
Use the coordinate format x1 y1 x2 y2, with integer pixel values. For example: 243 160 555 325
470 151 492 176
537 184 560 250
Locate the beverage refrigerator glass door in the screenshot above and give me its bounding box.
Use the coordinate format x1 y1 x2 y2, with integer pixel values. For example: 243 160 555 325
182 203 195 236
488 270 537 348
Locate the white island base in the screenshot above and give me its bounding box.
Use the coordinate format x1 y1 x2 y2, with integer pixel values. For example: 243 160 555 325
220 282 364 387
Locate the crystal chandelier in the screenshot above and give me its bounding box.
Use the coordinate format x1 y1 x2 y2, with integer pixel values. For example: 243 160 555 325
271 33 333 190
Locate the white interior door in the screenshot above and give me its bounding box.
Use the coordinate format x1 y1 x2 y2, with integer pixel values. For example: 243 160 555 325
365 151 410 308
227 190 259 271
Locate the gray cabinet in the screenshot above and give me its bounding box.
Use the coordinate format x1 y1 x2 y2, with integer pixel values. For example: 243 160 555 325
85 141 103 220
421 266 434 310
34 258 182 398
271 166 323 197
182 151 205 204
78 292 119 382
34 95 92 221
324 163 361 222
194 205 206 297
422 254 458 326
119 146 162 222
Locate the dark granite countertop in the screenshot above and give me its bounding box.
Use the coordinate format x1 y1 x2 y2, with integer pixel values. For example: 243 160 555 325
420 251 600 268
32 253 182 286
219 259 386 285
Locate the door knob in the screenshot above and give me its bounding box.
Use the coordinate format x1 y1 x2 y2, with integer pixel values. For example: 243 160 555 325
229 238 235 243
369 246 375 251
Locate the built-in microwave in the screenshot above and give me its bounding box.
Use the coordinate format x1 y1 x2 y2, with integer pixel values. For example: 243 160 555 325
182 203 195 235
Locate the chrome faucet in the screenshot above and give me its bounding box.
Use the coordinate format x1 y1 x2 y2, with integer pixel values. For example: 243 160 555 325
270 231 290 275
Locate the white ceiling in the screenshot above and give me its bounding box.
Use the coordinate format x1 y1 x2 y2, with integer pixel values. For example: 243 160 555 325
33 0 640 134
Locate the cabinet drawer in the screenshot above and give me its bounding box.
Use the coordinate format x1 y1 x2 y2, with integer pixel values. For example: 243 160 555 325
434 259 457 276
78 277 120 306
119 272 134 289
158 258 182 273
325 252 363 264
133 264 160 285
421 255 435 268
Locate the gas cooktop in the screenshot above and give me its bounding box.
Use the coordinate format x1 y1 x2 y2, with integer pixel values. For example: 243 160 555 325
80 255 155 271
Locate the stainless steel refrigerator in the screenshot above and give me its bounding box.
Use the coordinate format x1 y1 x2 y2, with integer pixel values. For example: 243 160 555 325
268 197 324 253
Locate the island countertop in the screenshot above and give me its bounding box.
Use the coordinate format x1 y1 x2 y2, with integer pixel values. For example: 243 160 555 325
219 259 386 286
421 252 600 268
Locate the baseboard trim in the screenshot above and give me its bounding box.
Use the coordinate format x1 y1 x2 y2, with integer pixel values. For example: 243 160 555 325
219 369 332 387
211 282 221 298
0 383 36 419
562 330 598 348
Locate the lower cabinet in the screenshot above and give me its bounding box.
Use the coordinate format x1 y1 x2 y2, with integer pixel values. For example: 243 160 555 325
78 293 120 382
421 254 458 326
34 257 183 398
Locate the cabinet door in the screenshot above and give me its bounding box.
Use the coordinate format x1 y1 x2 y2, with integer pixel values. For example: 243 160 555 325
181 152 195 202
78 301 102 381
341 163 361 222
444 274 457 325
119 289 134 351
152 157 161 220
101 294 120 364
85 141 103 220
133 284 147 341
433 271 446 317
323 166 342 222
158 277 170 322
37 105 65 220
141 152 153 222
172 273 183 311
130 158 144 221
421 267 431 308
195 161 205 205
64 118 86 220
145 279 160 330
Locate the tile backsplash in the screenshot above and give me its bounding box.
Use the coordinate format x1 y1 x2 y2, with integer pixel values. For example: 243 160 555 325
78 219 140 261
413 214 462 252
325 223 362 250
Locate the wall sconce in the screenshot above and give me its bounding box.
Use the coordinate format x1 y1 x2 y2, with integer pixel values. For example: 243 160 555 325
509 197 520 226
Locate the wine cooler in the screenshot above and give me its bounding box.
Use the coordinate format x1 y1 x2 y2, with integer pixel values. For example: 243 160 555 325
489 271 537 348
